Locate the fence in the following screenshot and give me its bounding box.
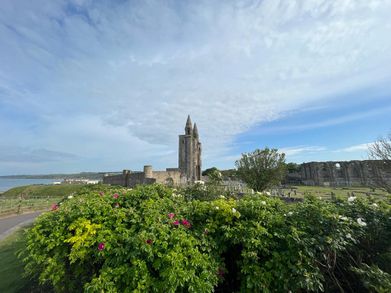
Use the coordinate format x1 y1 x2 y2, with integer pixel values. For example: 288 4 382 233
0 196 63 216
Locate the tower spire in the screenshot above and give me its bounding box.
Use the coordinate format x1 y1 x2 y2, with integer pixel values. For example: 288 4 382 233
185 115 192 135
193 123 199 139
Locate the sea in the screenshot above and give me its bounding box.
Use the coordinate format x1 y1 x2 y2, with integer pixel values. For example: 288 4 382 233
0 178 59 193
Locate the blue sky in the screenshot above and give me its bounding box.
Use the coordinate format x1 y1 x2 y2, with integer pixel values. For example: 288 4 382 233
0 0 391 175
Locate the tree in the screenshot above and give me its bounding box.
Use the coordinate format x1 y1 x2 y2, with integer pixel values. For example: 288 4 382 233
286 162 301 173
368 132 391 193
235 148 286 192
220 169 239 180
202 167 219 177
202 167 222 183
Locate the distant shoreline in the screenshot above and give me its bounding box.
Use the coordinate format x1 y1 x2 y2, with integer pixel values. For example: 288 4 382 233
0 172 109 180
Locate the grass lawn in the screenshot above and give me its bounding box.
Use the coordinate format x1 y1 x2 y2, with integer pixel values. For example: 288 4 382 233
0 228 31 292
281 185 390 201
0 228 52 293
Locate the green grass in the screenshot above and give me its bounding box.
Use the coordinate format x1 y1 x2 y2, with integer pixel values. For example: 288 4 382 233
281 185 390 201
0 184 88 216
0 228 50 293
0 197 63 215
1 184 87 199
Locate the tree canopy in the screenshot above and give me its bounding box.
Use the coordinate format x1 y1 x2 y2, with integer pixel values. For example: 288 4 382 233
235 148 286 191
369 132 391 193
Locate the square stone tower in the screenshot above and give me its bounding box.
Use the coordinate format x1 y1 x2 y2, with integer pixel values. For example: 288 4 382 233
178 115 202 181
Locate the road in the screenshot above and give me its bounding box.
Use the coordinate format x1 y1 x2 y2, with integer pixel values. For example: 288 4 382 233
0 211 43 241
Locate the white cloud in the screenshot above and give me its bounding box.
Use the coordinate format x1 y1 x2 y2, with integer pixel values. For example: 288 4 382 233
0 0 391 172
280 146 327 156
335 143 374 153
252 106 391 134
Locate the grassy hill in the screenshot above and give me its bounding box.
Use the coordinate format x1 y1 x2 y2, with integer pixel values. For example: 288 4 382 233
0 184 87 199
0 184 89 216
0 172 108 180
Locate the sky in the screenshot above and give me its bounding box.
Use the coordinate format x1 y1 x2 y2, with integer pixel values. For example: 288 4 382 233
0 0 391 175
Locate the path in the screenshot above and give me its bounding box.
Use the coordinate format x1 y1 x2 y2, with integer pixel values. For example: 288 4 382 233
0 211 44 241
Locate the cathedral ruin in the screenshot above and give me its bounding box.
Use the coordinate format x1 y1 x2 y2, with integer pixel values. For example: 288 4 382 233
286 160 391 187
103 115 202 187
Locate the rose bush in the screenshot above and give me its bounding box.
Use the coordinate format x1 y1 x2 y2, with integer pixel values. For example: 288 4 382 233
22 185 391 292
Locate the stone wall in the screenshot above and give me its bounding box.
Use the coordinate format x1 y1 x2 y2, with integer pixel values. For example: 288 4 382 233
103 167 185 188
103 174 127 186
104 116 201 188
286 160 391 187
152 169 183 185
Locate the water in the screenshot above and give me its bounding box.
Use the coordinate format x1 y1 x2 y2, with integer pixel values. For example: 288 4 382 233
0 178 59 193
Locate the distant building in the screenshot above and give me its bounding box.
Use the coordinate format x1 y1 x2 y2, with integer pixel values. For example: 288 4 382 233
61 179 100 185
103 115 202 187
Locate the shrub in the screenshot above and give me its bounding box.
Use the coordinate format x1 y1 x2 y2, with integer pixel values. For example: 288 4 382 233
22 185 391 292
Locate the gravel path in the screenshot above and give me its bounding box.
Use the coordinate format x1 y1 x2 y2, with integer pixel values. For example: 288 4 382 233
0 211 44 241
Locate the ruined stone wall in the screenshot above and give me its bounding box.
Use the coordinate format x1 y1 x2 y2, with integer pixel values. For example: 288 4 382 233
127 172 147 187
105 168 184 188
104 116 202 187
152 169 182 186
103 174 126 186
286 160 391 187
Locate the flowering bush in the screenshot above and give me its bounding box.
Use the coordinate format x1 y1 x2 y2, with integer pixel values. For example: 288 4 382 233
22 185 391 292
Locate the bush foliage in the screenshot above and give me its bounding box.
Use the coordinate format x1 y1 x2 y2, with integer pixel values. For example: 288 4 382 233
22 185 391 292
235 148 287 191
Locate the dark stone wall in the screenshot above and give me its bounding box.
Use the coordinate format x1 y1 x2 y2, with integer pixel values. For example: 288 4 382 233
103 174 126 186
286 160 391 187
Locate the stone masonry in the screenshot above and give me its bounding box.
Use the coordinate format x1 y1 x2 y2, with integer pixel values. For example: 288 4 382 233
103 116 202 187
286 160 391 187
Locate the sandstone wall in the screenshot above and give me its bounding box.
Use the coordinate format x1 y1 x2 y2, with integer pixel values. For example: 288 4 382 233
152 170 182 185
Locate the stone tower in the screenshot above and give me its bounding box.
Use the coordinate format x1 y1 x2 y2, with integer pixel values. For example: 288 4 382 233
178 115 202 181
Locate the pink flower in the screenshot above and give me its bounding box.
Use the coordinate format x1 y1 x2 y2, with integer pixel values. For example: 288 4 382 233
217 268 225 278
113 193 119 199
51 204 58 211
99 192 104 196
98 242 105 251
172 220 180 226
181 219 191 228
168 213 175 219
146 239 153 245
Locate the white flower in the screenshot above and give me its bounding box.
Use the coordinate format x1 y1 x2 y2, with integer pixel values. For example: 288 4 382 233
219 195 226 199
265 191 271 196
372 203 378 208
287 211 293 216
347 196 356 203
357 218 367 227
261 201 266 205
215 206 219 210
67 195 73 199
338 215 348 221
232 208 237 213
